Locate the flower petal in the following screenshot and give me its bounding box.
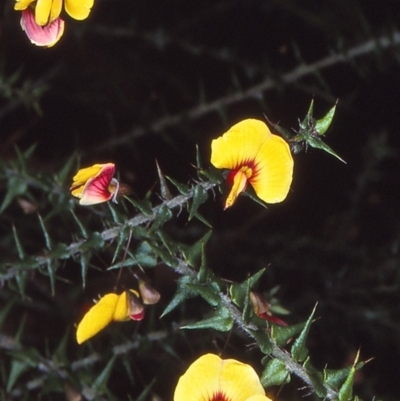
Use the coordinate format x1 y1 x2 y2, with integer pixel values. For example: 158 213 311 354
14 0 35 11
49 0 63 23
225 171 248 209
35 0 52 25
20 8 64 47
248 134 293 203
211 119 270 171
76 293 121 344
174 354 268 401
65 0 94 20
246 395 272 401
71 164 112 191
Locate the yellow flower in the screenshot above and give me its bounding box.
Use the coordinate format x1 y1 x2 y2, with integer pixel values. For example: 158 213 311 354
211 119 294 209
70 163 120 206
14 0 94 26
76 290 144 344
174 354 272 401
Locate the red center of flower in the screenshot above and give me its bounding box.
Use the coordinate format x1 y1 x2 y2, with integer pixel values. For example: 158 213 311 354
210 391 230 401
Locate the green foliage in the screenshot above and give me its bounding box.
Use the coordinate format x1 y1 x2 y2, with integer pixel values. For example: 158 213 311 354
0 100 367 400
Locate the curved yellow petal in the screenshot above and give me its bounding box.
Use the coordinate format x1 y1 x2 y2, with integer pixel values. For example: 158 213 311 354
14 0 35 11
249 134 293 203
65 0 94 20
71 164 111 190
34 0 53 25
49 0 62 22
76 293 120 344
113 291 130 321
174 354 266 401
211 119 270 171
219 358 266 401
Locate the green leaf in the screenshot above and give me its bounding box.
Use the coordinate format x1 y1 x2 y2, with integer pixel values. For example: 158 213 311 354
161 276 198 317
303 357 327 398
134 241 158 267
188 185 208 221
156 160 172 200
306 136 346 164
6 360 29 392
260 358 290 388
338 351 360 401
52 243 70 259
242 187 268 208
92 355 117 391
290 304 317 362
185 282 220 307
0 301 15 330
80 253 90 288
166 176 190 195
135 378 156 401
181 305 233 332
248 327 273 355
0 176 27 213
270 321 306 347
107 202 125 224
111 227 130 264
181 230 212 268
147 242 176 267
150 204 173 232
46 259 58 296
195 144 203 170
230 268 266 308
324 360 364 390
315 102 337 136
12 225 26 260
15 271 28 299
192 211 212 228
55 154 76 185
199 166 224 184
53 330 70 365
123 197 153 216
70 209 88 238
38 213 52 250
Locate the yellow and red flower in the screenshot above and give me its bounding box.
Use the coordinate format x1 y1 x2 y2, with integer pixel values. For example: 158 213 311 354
211 119 294 209
174 354 272 401
14 0 94 46
70 163 119 205
76 290 144 344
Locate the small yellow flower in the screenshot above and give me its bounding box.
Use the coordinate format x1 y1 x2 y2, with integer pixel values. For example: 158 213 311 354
174 354 272 401
14 0 94 26
70 163 119 206
211 119 294 209
76 290 144 344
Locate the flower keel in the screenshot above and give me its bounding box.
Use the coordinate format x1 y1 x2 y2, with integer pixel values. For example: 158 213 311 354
70 163 119 205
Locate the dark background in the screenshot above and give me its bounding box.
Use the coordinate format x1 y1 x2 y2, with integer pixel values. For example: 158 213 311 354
2 0 400 400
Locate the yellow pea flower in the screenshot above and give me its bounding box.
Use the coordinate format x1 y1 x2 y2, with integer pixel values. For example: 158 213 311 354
76 290 144 344
14 0 94 26
174 354 272 401
211 119 294 209
70 163 120 206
